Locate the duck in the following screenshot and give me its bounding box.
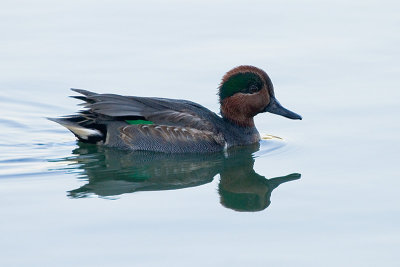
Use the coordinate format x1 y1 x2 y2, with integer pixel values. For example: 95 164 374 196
49 65 302 153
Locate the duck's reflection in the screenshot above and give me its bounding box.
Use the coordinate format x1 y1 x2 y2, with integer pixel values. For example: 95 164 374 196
63 143 300 212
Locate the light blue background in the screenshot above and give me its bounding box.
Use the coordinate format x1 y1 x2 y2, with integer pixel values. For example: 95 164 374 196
0 0 399 266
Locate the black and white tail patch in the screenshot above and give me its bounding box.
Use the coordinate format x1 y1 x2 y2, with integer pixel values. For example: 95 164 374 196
48 117 105 144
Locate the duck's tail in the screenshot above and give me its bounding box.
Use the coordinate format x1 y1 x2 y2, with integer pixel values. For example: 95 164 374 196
48 116 106 144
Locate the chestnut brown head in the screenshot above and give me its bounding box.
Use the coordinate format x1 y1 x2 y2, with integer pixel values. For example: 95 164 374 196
219 65 302 127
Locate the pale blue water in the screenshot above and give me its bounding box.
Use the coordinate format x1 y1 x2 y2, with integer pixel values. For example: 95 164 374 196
1 1 400 266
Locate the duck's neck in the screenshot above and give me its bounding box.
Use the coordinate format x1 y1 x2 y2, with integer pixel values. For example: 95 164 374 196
220 114 261 147
221 111 255 127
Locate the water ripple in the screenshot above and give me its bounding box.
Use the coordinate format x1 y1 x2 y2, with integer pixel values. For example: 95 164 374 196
0 118 29 129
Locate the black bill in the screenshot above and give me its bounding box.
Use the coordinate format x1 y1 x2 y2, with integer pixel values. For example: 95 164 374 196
264 97 302 120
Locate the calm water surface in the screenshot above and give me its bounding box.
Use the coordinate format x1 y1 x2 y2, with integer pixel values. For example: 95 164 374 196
1 1 399 266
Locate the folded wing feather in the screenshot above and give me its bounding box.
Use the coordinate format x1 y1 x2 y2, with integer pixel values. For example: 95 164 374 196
71 88 219 132
120 124 225 153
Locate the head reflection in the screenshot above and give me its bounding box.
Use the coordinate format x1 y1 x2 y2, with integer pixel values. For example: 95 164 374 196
63 143 300 212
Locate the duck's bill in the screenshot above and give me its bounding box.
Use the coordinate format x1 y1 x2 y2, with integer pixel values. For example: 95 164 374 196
264 97 302 120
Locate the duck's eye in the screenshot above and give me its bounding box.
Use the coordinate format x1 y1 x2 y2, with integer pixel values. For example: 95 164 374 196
248 85 258 93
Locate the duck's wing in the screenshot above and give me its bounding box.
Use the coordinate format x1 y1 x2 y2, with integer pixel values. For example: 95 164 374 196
71 88 220 132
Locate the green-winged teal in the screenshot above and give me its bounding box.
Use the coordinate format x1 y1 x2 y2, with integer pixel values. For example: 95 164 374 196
50 65 301 153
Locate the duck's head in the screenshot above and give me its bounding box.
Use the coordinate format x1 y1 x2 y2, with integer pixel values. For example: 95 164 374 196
219 65 302 127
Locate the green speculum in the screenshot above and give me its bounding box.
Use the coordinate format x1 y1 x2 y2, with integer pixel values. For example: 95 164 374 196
125 119 154 125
